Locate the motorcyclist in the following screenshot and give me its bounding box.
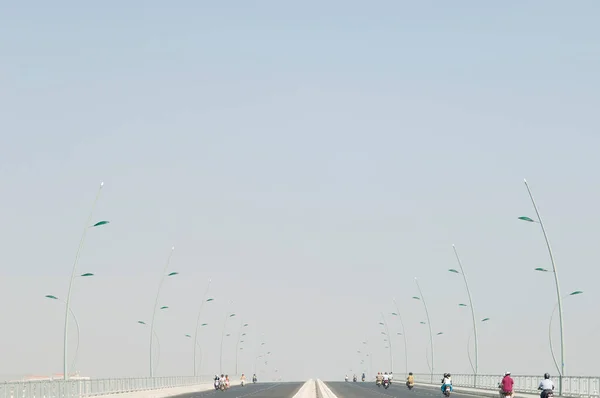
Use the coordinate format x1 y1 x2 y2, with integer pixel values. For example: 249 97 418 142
441 373 453 394
362 372 366 382
389 372 393 384
345 374 349 382
252 374 257 383
407 372 415 388
353 374 357 382
225 375 230 389
376 372 383 386
499 372 514 397
538 373 554 398
382 372 390 387
240 373 246 387
213 375 219 390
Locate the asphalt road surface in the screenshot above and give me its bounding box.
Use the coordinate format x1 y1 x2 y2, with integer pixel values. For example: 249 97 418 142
326 381 486 398
172 382 303 398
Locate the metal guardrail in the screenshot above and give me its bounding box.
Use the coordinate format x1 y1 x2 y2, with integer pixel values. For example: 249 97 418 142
412 373 600 397
0 375 213 398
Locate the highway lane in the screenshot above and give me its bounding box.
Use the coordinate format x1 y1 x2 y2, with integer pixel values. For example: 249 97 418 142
326 381 489 398
172 382 303 398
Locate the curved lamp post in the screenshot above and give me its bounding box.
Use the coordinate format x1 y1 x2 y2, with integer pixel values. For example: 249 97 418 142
424 332 444 375
449 244 480 387
46 294 82 373
392 298 409 378
465 317 490 380
236 322 249 375
149 246 177 377
220 312 236 374
63 182 109 380
362 341 372 378
378 315 393 373
550 291 583 378
138 321 161 373
254 338 266 374
519 178 565 395
413 278 434 383
187 323 208 376
193 279 214 376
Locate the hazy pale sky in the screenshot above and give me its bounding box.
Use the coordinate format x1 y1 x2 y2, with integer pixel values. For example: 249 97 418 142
1 1 600 383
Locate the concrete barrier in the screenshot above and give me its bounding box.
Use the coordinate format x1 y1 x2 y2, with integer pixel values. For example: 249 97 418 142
316 379 337 398
292 379 316 398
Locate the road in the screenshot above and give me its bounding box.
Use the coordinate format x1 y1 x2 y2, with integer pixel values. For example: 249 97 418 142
326 381 482 398
172 382 303 398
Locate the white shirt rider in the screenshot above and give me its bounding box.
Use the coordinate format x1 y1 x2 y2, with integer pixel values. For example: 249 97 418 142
443 377 452 385
539 379 554 390
383 374 390 381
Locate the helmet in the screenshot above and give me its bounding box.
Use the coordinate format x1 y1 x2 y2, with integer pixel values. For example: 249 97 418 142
409 372 413 375
505 371 511 376
447 373 451 377
544 373 550 379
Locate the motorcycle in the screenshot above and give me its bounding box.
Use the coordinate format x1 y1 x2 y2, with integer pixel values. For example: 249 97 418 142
540 390 554 398
407 382 414 390
443 385 451 397
241 380 245 387
353 376 357 382
376 379 382 388
383 379 390 389
253 377 257 384
362 376 365 382
219 381 225 391
498 383 513 398
214 380 220 390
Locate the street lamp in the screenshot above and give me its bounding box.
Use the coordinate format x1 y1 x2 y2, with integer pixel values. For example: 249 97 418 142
149 246 177 377
220 311 236 374
550 291 583 378
138 321 161 373
63 182 109 380
464 317 491 380
413 278 434 383
187 323 209 376
424 331 444 377
392 298 409 379
236 322 249 375
519 178 566 395
46 295 81 373
192 279 214 376
449 244 480 387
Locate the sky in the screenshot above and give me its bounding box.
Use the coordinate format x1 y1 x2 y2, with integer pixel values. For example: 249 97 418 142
1 0 600 383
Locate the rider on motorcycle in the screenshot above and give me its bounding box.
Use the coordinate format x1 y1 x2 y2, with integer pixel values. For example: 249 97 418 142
252 374 257 383
345 374 349 382
500 372 514 397
382 372 390 386
407 372 415 387
362 372 366 382
241 373 246 386
539 373 554 398
376 372 383 385
441 373 453 394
